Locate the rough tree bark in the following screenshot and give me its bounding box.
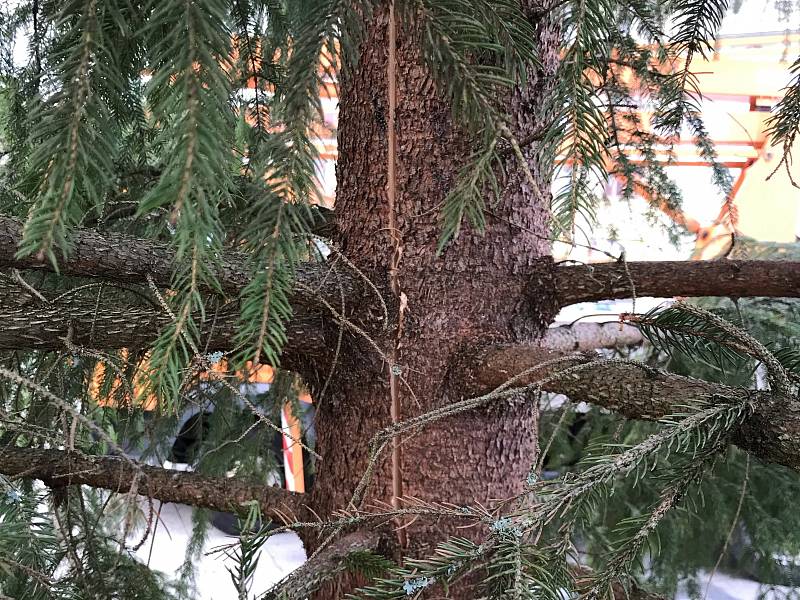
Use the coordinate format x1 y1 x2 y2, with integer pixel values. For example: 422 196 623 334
0 447 305 519
551 259 800 306
0 292 329 360
467 348 800 471
0 213 360 308
296 4 561 597
0 4 799 598
0 214 795 324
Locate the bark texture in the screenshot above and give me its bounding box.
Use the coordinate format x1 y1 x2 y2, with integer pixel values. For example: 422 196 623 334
469 347 800 472
0 214 364 313
0 294 328 363
0 446 305 519
0 257 796 356
304 5 560 597
552 259 800 306
0 215 252 295
0 213 798 343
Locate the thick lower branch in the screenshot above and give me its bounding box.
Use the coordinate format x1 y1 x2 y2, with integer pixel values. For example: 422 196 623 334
0 447 305 520
552 259 800 307
469 346 800 472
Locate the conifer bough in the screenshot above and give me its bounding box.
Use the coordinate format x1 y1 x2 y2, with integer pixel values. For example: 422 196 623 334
5 0 800 597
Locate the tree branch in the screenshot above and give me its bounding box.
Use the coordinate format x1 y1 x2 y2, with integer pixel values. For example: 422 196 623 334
262 529 389 600
0 214 379 365
0 295 328 358
0 214 347 303
1 214 796 345
0 216 247 295
574 567 667 600
551 260 800 307
2 213 798 362
265 531 666 600
468 346 800 472
0 446 306 520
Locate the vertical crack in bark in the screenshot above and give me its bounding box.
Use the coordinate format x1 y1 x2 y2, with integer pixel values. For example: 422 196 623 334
386 0 407 549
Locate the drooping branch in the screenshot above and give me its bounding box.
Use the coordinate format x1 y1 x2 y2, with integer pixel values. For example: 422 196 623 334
468 346 800 472
551 259 800 307
0 446 306 520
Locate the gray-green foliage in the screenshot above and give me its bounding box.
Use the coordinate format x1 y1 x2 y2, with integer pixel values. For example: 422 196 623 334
539 398 800 597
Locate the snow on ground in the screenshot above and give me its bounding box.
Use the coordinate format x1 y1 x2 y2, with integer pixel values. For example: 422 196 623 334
129 502 792 600
678 572 795 600
132 501 306 600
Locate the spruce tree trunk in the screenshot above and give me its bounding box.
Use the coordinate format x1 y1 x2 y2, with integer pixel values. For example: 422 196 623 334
304 4 560 596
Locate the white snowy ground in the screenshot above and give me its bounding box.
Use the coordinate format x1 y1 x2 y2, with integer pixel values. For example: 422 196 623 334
131 500 793 600
132 501 306 600
677 573 795 600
